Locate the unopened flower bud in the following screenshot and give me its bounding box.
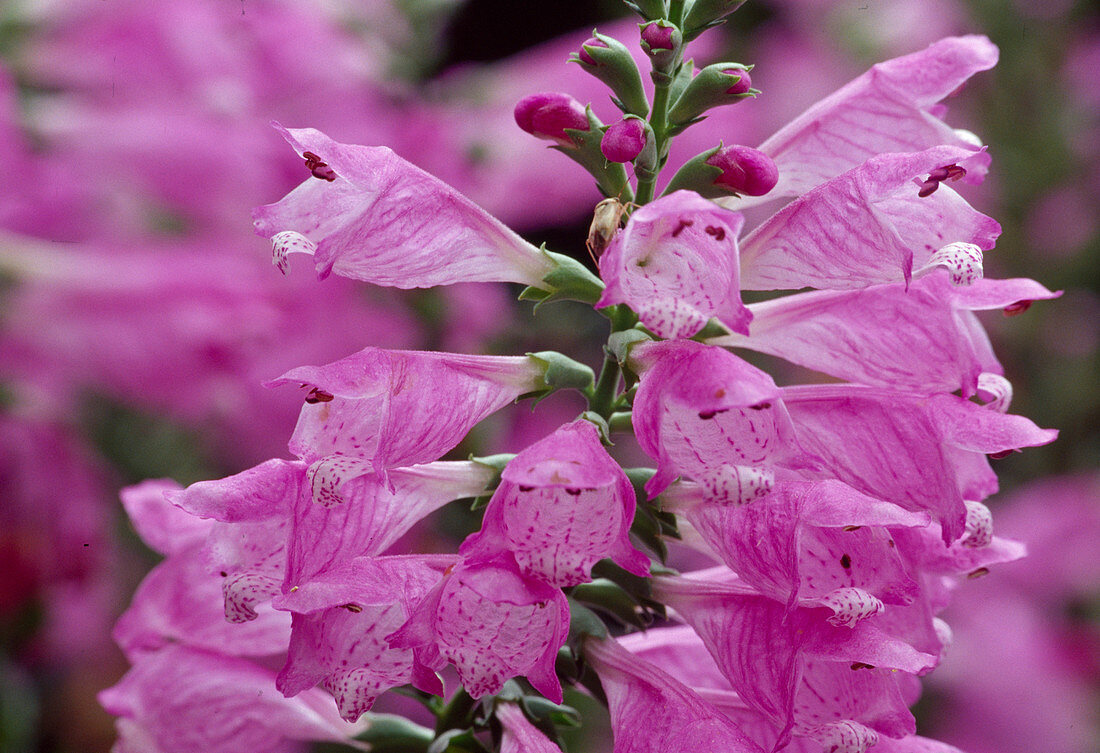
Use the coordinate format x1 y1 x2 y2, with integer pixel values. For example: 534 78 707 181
640 21 682 72
514 92 590 147
601 116 652 164
681 0 747 41
571 31 649 117
667 63 755 128
706 145 778 196
577 36 607 66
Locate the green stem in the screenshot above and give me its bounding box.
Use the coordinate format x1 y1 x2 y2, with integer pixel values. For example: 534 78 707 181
667 0 687 25
588 351 621 420
434 688 477 736
636 80 672 205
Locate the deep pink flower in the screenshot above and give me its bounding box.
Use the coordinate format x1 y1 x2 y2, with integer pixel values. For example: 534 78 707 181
652 571 936 749
584 635 765 753
253 124 555 288
597 191 752 338
460 420 648 587
274 555 453 721
388 555 569 702
601 117 649 163
706 145 779 197
629 340 806 496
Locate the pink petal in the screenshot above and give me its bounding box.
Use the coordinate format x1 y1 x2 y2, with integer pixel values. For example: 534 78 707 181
120 479 213 556
253 124 554 287
265 347 543 469
584 636 766 753
497 703 563 753
754 35 999 201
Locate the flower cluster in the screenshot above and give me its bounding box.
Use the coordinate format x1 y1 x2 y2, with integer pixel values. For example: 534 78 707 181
104 3 1058 752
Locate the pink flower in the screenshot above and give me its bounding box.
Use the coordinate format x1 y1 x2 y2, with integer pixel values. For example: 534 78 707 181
497 702 563 753
99 644 365 753
253 124 555 288
584 635 766 753
388 555 569 702
460 420 649 587
274 555 453 721
264 347 545 471
597 191 752 338
514 92 591 146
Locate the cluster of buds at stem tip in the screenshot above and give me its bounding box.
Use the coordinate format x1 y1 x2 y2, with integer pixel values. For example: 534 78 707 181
662 143 778 198
667 63 755 132
572 31 650 117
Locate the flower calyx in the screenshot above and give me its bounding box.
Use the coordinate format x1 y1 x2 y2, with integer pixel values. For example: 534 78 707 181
640 21 683 73
681 0 748 41
519 246 606 307
571 31 650 117
667 63 756 131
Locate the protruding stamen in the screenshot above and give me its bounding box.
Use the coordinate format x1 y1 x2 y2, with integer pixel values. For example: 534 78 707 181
914 241 984 285
976 373 1012 412
819 587 884 628
918 162 967 197
697 464 774 506
271 230 318 274
809 720 880 753
302 151 337 182
962 499 994 548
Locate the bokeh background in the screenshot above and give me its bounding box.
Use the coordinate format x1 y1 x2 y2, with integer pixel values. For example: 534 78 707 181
0 1 1096 751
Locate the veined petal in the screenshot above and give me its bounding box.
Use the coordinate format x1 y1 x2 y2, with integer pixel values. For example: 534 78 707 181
597 191 751 338
387 555 569 703
584 636 765 753
780 385 1056 541
750 35 998 202
630 340 804 496
100 645 366 752
253 124 554 288
120 479 213 556
739 146 1000 291
274 555 452 721
497 703 563 753
265 347 544 468
461 421 648 587
710 273 1056 396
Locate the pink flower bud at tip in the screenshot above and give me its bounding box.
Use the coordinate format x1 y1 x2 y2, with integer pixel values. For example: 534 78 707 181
578 37 608 66
640 22 677 51
723 67 752 95
601 117 648 163
705 145 779 196
514 92 590 146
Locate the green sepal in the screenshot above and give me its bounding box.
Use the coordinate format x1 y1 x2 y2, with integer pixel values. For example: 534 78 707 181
566 597 609 644
519 696 583 728
660 144 729 198
528 351 596 396
579 410 612 445
607 327 654 365
624 0 668 20
519 247 605 307
592 560 667 624
427 729 488 753
571 31 650 117
667 63 754 128
681 0 747 41
356 715 435 753
547 106 632 199
693 317 733 340
571 578 649 630
608 411 633 434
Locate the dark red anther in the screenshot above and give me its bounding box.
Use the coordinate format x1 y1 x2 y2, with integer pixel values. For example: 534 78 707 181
304 387 334 404
302 151 336 182
342 603 363 613
671 219 694 238
698 408 730 420
967 567 990 579
989 449 1016 459
519 485 535 492
919 164 966 197
748 402 771 411
850 662 875 671
840 553 852 569
565 488 583 496
1003 300 1033 317
704 225 726 241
